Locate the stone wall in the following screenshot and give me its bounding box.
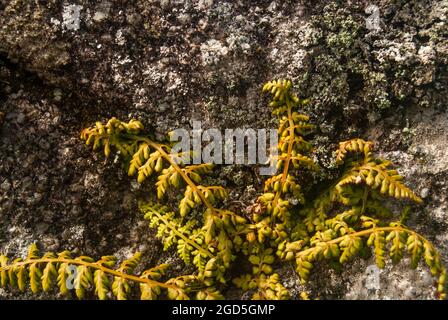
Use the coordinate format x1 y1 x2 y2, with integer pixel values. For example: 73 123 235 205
0 0 447 299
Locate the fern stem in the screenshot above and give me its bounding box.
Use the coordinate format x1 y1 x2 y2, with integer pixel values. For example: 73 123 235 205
271 101 295 218
282 101 295 186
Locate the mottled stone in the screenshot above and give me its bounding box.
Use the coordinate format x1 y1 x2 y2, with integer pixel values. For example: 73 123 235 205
0 0 447 300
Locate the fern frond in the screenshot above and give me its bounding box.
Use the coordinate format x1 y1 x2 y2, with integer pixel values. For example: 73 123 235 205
0 255 8 287
0 244 196 300
336 139 422 203
295 256 313 282
292 225 446 298
257 79 317 248
111 253 141 300
336 138 374 164
233 271 289 300
252 274 289 300
263 79 295 105
338 163 422 203
165 275 199 300
81 118 144 158
128 143 151 177
81 118 220 216
183 164 214 182
141 203 214 263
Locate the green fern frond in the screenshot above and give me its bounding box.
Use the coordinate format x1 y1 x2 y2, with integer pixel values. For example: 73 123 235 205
336 138 422 203
336 138 374 164
292 225 446 298
141 203 214 262
255 79 318 250
252 274 289 300
263 79 295 104
0 244 198 300
81 118 226 218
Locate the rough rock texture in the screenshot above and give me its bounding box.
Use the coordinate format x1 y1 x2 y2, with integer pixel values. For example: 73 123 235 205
0 0 447 299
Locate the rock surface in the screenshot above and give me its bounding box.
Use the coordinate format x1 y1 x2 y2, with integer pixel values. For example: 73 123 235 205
0 0 447 299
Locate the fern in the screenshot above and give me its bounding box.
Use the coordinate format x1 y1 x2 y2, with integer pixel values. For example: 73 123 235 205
81 118 226 217
141 203 214 271
293 224 445 295
259 80 317 224
247 80 446 300
79 81 448 300
233 248 289 300
0 244 222 300
233 273 289 300
2 79 445 300
336 139 422 203
81 116 251 286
